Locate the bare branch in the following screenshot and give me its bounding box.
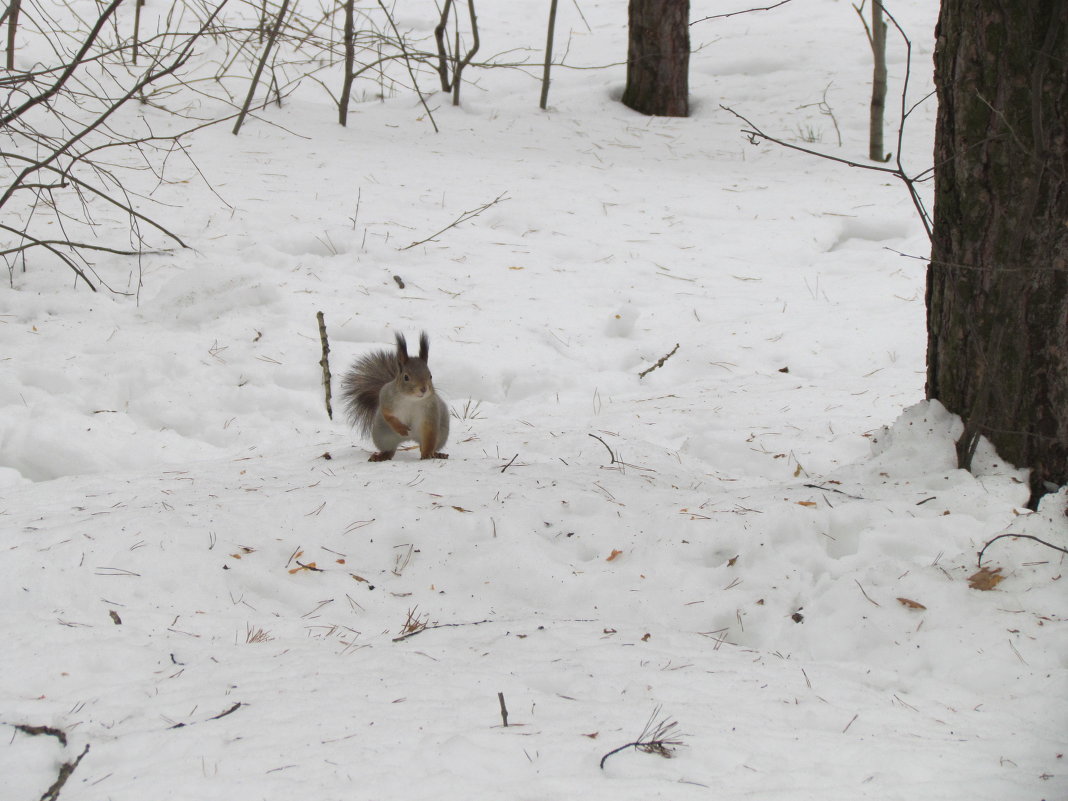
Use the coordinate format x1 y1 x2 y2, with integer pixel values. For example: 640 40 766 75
401 192 508 250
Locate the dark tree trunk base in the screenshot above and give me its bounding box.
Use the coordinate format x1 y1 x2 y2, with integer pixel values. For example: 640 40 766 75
927 1 1068 506
622 0 690 117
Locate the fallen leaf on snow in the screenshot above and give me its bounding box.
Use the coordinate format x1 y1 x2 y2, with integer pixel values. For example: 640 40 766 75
606 549 623 562
896 597 927 610
968 566 1005 591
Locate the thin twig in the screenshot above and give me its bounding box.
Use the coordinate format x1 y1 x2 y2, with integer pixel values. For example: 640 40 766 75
233 0 290 135
378 0 438 132
39 744 89 801
720 10 934 245
638 343 679 379
539 0 559 110
498 692 509 726
978 533 1068 567
599 706 684 770
10 724 67 746
588 433 617 465
692 0 792 25
316 311 333 420
391 617 492 643
854 579 880 607
401 192 508 250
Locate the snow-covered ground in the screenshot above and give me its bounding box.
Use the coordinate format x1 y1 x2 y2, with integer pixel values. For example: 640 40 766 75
2 1 1065 799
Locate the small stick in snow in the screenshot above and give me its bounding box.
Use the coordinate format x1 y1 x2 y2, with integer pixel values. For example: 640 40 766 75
401 193 509 251
39 743 89 801
638 343 679 379
977 533 1068 567
599 706 684 770
854 579 880 607
498 692 509 727
588 433 617 465
10 723 68 746
209 702 243 721
316 311 333 420
392 274 405 289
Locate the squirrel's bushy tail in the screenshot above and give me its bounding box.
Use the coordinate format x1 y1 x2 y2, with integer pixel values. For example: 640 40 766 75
340 348 399 436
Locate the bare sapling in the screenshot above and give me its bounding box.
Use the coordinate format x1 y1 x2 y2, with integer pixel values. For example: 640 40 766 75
338 0 356 124
854 0 889 161
539 0 559 109
233 0 292 134
4 0 21 69
450 0 479 106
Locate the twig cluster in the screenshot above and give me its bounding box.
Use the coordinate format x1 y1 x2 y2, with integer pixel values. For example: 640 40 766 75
720 3 933 240
599 706 685 769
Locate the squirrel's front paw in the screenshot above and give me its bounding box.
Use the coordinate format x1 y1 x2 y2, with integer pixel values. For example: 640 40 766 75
369 451 394 462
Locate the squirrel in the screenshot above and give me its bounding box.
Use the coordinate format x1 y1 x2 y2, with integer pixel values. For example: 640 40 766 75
341 332 450 462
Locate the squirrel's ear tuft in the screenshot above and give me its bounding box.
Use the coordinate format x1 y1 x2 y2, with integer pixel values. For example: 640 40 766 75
419 332 430 362
395 332 409 364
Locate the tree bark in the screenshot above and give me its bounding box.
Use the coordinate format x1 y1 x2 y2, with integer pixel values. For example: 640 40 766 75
927 0 1068 505
867 0 887 161
622 0 689 117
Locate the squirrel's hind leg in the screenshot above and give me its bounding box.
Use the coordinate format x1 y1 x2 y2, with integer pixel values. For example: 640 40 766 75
369 450 396 462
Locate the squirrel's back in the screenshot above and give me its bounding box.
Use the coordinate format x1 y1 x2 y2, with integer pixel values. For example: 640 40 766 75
340 347 398 436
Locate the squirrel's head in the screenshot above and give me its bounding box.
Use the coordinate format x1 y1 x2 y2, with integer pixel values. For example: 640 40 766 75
395 331 434 398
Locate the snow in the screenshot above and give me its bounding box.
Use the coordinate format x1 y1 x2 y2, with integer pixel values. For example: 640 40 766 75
2 1 1066 799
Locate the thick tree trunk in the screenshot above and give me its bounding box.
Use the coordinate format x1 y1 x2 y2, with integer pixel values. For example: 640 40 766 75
622 0 689 117
927 0 1068 505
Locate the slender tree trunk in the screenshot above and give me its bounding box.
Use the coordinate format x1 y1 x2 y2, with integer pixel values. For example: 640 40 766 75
338 0 355 125
867 0 886 161
233 0 290 135
6 0 22 70
927 0 1068 505
539 0 559 110
622 0 689 117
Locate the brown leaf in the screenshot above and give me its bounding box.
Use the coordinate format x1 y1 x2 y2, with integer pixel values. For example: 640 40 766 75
452 506 472 513
606 549 623 562
727 555 739 567
896 597 927 610
796 501 817 508
968 566 1005 591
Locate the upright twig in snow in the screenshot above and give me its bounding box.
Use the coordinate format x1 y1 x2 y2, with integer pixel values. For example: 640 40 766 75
497 692 509 726
132 0 144 65
450 0 479 107
316 311 333 420
540 0 559 110
4 0 20 70
720 3 931 238
377 0 438 132
233 0 292 135
338 0 356 125
854 0 889 161
433 0 454 91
